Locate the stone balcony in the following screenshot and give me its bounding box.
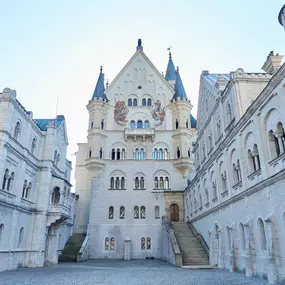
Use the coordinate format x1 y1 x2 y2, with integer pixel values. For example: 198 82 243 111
85 157 106 172
124 128 155 142
47 203 71 226
0 188 16 205
172 157 194 178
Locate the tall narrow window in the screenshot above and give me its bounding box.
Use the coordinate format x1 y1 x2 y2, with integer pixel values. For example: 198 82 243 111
7 172 14 191
133 98 138 106
175 119 179 129
90 121 94 129
2 169 9 190
18 227 24 248
142 98 146 106
105 237 109 250
155 206 160 219
164 148 168 159
101 119 104 129
31 138 36 154
147 98 152 106
110 237 115 250
141 237 145 250
140 177 144 189
130 120 135 129
109 206 114 219
140 148 144 160
153 148 158 160
117 148 120 160
144 120 149 129
135 177 139 189
135 148 139 160
14 122 21 140
186 120 189 128
52 187 60 204
22 180 27 198
134 206 139 219
140 206 146 219
88 148 92 158
137 120 143 128
177 147 181 158
111 148 115 160
110 177 114 189
121 177 125 189
147 237 151 250
159 177 164 189
99 148 103 159
154 177 158 189
165 177 169 189
115 177 120 189
128 98 132 106
122 148 126 159
258 218 267 250
0 224 3 244
159 148 163 160
120 206 125 219
240 223 246 250
188 148 191 158
26 182 32 199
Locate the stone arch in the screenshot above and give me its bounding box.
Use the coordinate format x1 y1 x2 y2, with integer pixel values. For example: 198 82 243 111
257 217 267 251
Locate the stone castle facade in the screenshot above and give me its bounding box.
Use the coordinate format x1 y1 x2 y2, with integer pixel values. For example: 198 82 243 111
0 88 77 271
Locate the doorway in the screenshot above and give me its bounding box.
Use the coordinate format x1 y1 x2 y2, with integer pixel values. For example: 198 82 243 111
170 203 179 222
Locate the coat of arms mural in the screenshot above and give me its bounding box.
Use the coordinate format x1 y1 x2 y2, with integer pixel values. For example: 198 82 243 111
151 100 166 124
114 100 129 125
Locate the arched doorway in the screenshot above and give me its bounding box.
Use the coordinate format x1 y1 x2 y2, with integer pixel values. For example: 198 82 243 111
170 203 179 222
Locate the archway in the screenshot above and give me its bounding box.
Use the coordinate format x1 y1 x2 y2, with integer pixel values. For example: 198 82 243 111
169 203 179 222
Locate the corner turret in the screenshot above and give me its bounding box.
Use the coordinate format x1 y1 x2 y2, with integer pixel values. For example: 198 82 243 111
165 52 176 88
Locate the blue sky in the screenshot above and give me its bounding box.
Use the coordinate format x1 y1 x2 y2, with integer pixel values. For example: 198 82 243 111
0 0 284 182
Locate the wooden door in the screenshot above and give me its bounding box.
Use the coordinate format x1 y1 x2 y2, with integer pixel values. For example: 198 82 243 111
170 203 179 222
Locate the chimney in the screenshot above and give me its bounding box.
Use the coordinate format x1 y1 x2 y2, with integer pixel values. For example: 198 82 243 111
261 51 283 73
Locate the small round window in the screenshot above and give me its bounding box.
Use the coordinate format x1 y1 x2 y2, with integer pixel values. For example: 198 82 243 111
137 86 142 89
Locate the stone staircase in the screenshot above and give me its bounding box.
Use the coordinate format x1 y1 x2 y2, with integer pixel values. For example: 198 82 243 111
171 222 209 266
58 233 86 262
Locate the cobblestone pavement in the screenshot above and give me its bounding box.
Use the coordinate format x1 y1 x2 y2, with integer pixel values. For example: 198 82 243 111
0 260 280 285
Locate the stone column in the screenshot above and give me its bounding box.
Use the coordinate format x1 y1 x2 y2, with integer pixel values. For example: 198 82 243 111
124 237 131 260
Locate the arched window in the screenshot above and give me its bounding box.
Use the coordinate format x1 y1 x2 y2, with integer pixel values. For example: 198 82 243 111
137 120 143 128
153 148 158 160
159 177 164 189
31 138 36 154
108 206 114 219
122 148 126 159
128 98 132 106
188 148 191 158
253 144 261 170
240 223 246 250
22 180 27 198
175 119 179 129
26 182 32 199
141 237 145 250
142 98 146 106
121 177 125 189
177 147 181 158
120 206 125 219
7 172 14 191
135 177 139 189
205 188 209 204
14 122 21 140
164 148 168 159
110 237 115 250
248 150 256 173
116 148 120 160
258 218 267 250
0 224 3 244
110 177 114 189
134 206 139 219
146 237 151 250
99 147 103 159
130 120 135 129
88 148 92 158
135 148 140 160
2 169 9 190
140 148 144 160
144 120 149 129
147 98 152 106
155 206 160 219
212 181 217 198
227 103 232 123
140 177 144 189
90 121 94 129
101 119 104 129
227 226 231 250
140 206 146 219
52 187 60 204
105 237 109 250
216 119 221 138
165 177 169 189
54 150 58 162
154 177 158 189
186 120 189 128
56 153 60 166
111 148 115 160
158 148 163 160
18 227 24 248
115 177 120 189
133 98 138 106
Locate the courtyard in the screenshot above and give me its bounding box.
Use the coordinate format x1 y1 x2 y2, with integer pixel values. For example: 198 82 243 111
0 260 280 285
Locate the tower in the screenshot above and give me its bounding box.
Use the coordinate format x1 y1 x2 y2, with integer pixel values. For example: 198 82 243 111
164 52 176 88
168 66 193 178
86 66 110 172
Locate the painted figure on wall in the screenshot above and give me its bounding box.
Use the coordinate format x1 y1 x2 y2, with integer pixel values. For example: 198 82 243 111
151 100 166 123
114 100 129 125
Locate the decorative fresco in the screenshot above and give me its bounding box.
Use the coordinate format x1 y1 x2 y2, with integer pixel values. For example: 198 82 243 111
114 100 129 125
151 100 166 123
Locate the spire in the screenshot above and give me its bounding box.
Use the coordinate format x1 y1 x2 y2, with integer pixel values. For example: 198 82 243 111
172 66 188 100
165 51 176 81
137 38 143 51
92 66 108 101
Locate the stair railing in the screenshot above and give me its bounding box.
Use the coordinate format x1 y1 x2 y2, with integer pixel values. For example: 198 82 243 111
77 235 90 262
188 222 209 257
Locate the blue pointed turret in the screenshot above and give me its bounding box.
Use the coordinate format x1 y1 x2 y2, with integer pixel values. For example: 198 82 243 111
172 67 188 100
92 66 108 101
165 52 176 81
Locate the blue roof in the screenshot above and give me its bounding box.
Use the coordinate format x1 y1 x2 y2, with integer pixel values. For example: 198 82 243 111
202 73 231 86
172 68 188 100
165 52 176 81
190 114 196 129
35 115 65 131
92 67 108 101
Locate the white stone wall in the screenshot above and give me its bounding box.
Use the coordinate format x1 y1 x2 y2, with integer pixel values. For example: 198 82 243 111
186 63 285 283
0 88 77 271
